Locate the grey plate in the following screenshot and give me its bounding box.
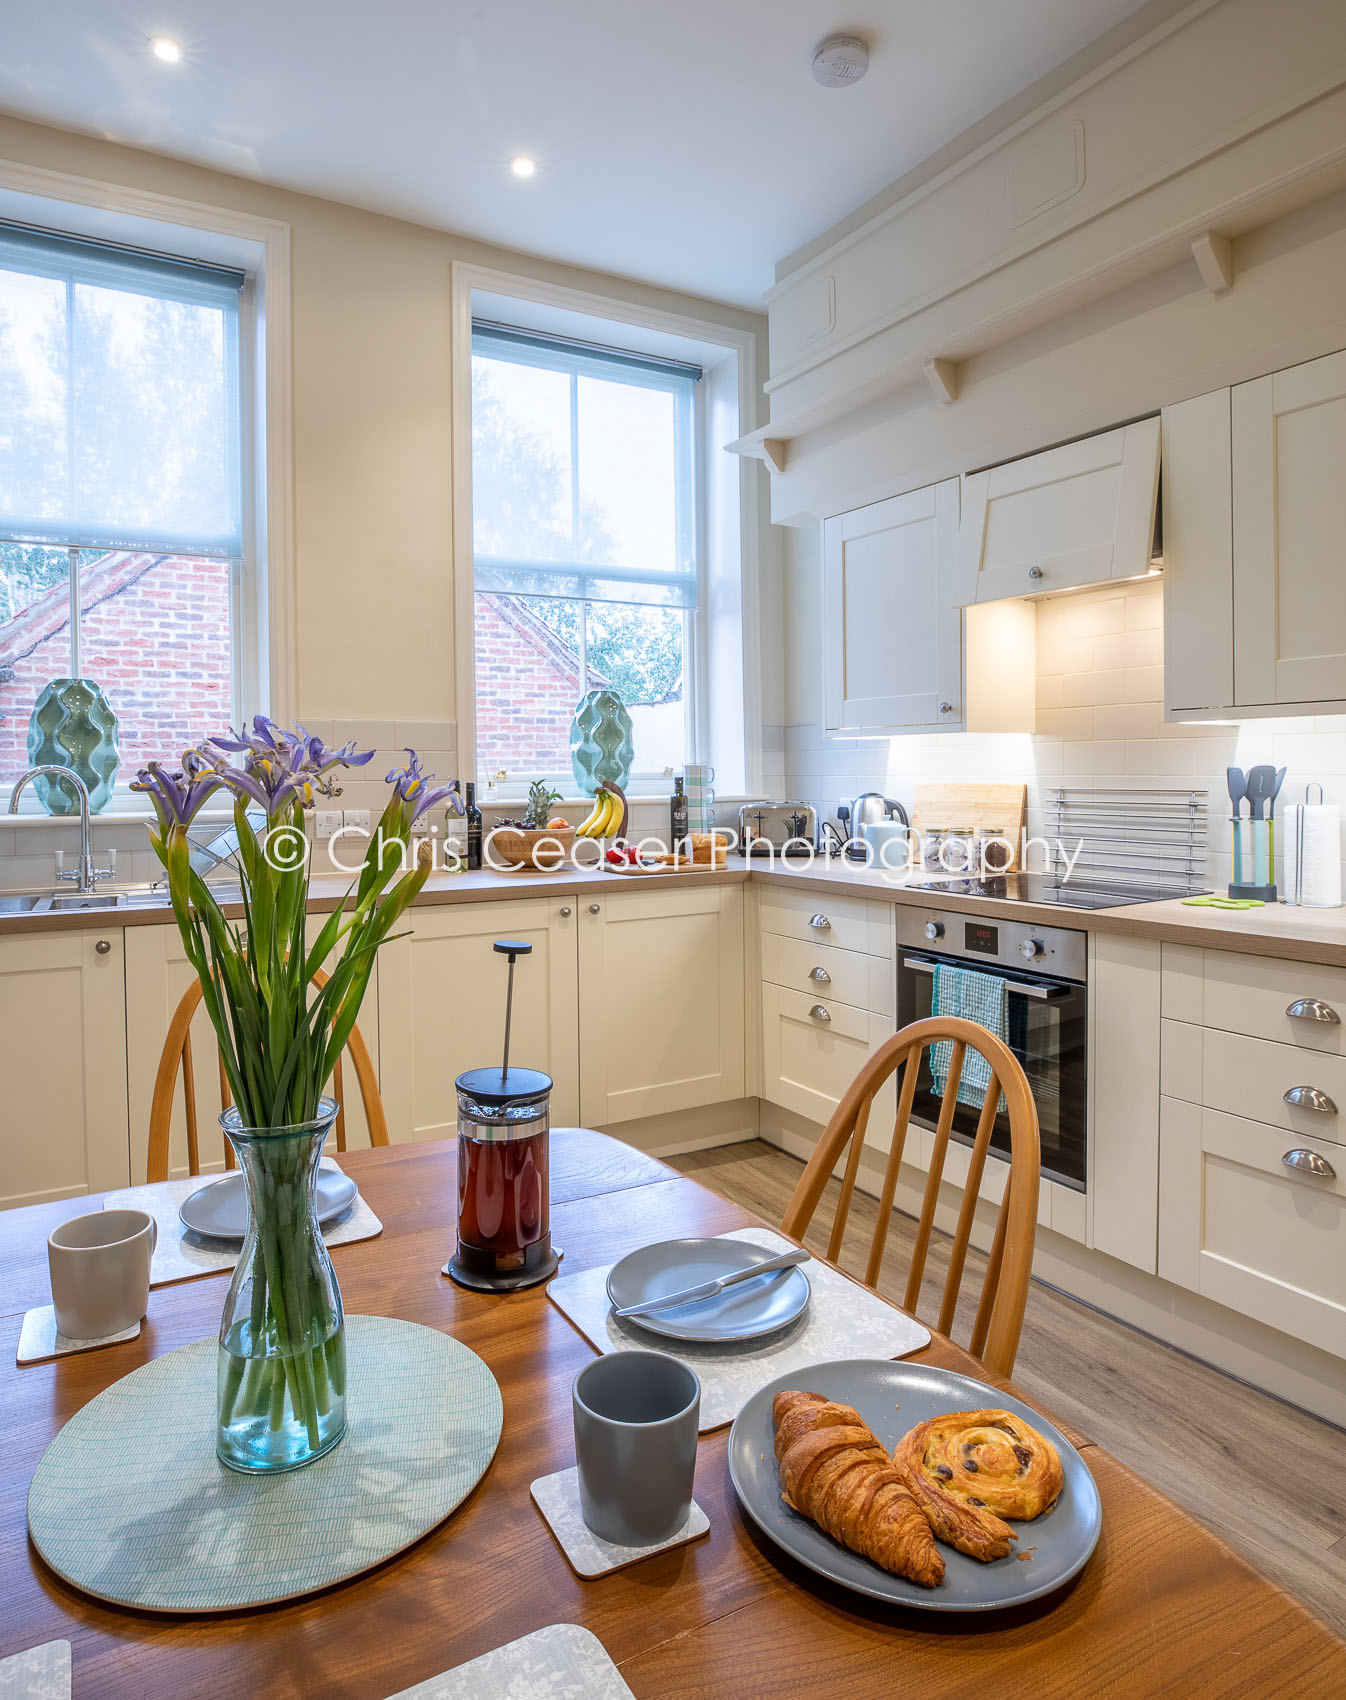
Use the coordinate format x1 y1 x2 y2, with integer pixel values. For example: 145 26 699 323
605 1237 812 1343
178 1163 357 1240
728 1359 1101 1612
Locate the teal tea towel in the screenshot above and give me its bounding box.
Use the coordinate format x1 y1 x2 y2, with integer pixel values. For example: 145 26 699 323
929 964 1009 1111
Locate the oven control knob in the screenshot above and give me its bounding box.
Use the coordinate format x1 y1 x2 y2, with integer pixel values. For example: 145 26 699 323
1020 937 1045 961
924 920 945 942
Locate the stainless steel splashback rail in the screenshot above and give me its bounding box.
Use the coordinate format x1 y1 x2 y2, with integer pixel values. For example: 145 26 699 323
1048 786 1209 894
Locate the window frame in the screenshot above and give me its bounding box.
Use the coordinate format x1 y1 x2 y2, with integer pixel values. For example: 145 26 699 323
0 160 293 813
469 324 704 792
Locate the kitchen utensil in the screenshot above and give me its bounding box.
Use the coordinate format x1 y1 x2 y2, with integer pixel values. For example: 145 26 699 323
605 1236 812 1342
572 1351 700 1547
47 1209 157 1340
1181 894 1265 909
728 1358 1102 1612
1227 766 1247 815
445 941 557 1292
179 1163 357 1240
1285 782 1343 908
611 1246 810 1318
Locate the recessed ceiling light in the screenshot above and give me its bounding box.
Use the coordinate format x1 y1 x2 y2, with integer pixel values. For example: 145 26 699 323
509 156 537 179
149 36 183 64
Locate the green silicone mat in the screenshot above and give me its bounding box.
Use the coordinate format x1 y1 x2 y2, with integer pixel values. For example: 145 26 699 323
28 1315 502 1613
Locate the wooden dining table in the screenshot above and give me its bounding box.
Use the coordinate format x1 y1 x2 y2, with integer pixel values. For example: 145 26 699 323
2 1129 1343 1699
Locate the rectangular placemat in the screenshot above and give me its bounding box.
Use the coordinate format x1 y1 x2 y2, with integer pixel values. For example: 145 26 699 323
386 1624 634 1699
101 1160 382 1287
547 1229 929 1431
0 1638 70 1698
18 1305 140 1366
531 1466 709 1578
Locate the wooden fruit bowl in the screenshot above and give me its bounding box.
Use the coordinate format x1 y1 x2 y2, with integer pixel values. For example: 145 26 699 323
487 826 577 871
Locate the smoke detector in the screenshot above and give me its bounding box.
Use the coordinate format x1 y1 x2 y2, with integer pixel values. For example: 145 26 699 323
812 34 869 88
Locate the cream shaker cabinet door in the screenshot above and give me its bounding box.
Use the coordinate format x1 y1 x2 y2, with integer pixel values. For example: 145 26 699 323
579 885 744 1125
822 478 961 734
1160 1100 1346 1359
377 897 579 1141
0 928 129 1209
1162 389 1235 718
956 417 1160 606
1233 349 1346 707
124 919 385 1182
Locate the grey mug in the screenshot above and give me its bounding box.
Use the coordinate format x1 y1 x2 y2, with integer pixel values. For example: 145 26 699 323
48 1208 157 1340
572 1350 700 1546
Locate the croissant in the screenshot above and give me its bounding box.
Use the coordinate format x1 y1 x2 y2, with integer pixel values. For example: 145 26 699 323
893 1409 1063 1563
772 1391 945 1588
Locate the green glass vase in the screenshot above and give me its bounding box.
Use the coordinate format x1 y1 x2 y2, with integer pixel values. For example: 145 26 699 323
570 689 635 795
26 678 120 814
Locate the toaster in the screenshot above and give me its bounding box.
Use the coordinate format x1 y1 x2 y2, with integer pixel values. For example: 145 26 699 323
736 801 818 856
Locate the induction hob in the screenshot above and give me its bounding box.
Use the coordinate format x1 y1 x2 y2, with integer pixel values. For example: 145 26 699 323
906 874 1199 911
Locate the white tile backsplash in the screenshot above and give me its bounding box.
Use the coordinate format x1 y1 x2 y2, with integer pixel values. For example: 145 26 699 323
785 577 1346 895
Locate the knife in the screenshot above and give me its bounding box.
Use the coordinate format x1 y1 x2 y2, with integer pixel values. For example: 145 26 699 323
612 1247 811 1319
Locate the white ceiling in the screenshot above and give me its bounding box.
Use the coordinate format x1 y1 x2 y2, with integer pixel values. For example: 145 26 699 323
0 1 1155 308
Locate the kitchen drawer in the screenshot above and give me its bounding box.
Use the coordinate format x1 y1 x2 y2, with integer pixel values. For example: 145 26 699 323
759 887 874 954
1200 951 1346 1055
1159 1099 1346 1359
760 982 891 1125
1202 1026 1346 1147
760 932 893 1016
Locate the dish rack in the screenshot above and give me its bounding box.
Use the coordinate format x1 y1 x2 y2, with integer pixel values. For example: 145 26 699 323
1046 787 1209 896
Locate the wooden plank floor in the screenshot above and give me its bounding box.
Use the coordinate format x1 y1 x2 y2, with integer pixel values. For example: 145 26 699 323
665 1138 1346 1639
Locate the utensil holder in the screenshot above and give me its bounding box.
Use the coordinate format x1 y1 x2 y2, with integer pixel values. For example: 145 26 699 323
1229 818 1276 902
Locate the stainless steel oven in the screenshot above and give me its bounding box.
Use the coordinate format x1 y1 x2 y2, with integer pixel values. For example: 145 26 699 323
896 909 1088 1192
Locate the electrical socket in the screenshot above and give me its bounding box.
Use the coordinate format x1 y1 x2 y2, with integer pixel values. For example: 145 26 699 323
343 808 371 833
314 810 343 839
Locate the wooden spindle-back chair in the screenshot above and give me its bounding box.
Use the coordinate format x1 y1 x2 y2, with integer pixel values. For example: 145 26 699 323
146 967 388 1182
780 1015 1041 1378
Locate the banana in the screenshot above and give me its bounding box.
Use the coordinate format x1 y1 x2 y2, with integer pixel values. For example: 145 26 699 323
594 789 618 837
577 791 608 837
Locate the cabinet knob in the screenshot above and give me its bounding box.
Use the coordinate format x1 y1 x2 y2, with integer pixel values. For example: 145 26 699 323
1282 1147 1336 1179
808 913 830 929
95 938 111 955
809 1003 831 1022
1028 565 1044 580
588 903 601 915
559 906 572 917
809 965 831 983
1286 997 1340 1025
1283 1084 1337 1115
939 701 955 715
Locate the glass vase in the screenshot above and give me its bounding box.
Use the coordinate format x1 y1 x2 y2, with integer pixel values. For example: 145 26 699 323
215 1098 347 1473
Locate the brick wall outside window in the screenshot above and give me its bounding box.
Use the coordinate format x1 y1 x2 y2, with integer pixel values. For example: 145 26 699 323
0 551 233 783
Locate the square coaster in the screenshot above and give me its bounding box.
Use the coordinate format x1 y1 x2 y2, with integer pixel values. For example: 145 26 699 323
530 1465 709 1578
17 1305 140 1366
0 1638 71 1698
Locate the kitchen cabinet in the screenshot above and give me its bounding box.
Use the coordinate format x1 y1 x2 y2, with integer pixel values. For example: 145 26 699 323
124 920 385 1184
377 896 580 1141
1089 932 1162 1274
578 885 744 1125
822 479 962 733
0 928 128 1208
1166 347 1346 719
955 418 1160 606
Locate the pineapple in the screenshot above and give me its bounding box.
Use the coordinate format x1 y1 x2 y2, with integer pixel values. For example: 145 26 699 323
526 778 564 829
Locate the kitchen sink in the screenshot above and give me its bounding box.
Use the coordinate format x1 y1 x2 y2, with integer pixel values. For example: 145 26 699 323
0 894 46 914
0 882 244 916
42 891 131 911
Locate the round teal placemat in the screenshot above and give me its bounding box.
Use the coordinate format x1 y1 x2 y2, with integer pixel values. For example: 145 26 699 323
28 1314 503 1613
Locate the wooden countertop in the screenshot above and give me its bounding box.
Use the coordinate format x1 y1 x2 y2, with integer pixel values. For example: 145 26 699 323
7 848 1346 966
3 1132 1342 1697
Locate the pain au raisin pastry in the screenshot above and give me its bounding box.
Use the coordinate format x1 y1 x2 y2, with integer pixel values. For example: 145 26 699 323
772 1391 945 1588
893 1409 1064 1563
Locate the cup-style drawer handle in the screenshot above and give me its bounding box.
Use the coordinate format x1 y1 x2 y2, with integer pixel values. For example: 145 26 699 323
1283 1085 1338 1114
809 913 830 929
1287 997 1340 1025
809 965 831 983
809 1003 831 1022
1282 1147 1337 1179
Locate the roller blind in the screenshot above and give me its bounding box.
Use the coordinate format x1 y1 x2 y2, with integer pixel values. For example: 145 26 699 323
0 221 244 558
471 321 699 610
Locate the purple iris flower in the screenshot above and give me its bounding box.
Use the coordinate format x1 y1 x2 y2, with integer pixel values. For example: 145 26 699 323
205 717 377 816
131 760 223 834
386 750 465 825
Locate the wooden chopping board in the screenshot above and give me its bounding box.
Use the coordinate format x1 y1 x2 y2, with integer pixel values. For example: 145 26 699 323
910 783 1027 868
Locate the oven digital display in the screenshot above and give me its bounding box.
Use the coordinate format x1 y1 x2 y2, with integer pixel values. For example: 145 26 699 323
964 921 999 956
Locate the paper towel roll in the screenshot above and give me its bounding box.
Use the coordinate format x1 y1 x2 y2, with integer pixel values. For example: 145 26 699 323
1286 803 1342 908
